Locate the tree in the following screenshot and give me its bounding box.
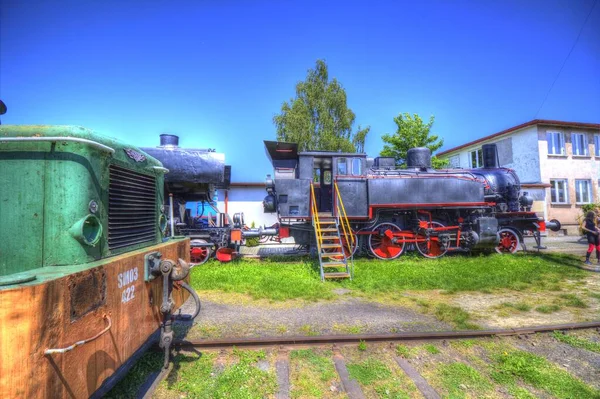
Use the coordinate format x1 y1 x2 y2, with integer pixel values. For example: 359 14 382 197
273 60 370 152
380 113 448 169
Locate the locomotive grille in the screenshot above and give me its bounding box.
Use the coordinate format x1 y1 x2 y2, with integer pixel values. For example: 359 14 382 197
108 165 157 250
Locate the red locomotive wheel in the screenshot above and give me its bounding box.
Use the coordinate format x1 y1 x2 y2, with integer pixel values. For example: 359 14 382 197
190 239 212 264
368 223 405 260
322 231 357 259
416 221 448 259
340 231 358 258
495 228 519 254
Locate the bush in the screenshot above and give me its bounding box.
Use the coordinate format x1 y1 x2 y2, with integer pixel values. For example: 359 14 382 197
245 221 260 247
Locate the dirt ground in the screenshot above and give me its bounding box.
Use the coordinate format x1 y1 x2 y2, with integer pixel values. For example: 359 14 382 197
178 269 599 339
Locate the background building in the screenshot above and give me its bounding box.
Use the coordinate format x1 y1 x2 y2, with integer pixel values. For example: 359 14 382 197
216 182 278 228
437 120 600 235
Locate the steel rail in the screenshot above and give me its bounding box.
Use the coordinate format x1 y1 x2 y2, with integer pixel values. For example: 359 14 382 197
139 321 600 398
171 321 600 349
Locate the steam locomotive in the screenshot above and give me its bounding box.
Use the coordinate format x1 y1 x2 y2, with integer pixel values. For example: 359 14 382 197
263 140 560 259
142 134 277 264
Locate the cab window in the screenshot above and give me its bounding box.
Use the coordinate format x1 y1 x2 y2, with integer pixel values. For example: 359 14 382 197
313 168 320 184
337 158 347 175
323 170 332 184
352 158 362 176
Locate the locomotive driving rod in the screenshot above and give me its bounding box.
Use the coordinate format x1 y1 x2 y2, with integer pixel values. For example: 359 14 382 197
169 321 600 349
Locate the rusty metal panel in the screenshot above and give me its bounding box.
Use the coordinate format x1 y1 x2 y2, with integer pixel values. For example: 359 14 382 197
68 268 107 322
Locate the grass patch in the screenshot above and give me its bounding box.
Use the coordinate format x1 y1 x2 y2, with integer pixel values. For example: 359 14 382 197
347 357 412 398
450 339 477 349
105 352 163 398
290 349 336 381
490 349 600 399
434 303 479 330
436 362 493 398
423 344 441 354
396 344 413 358
358 340 367 351
346 252 585 294
166 352 216 395
535 304 561 314
558 293 588 308
552 331 600 353
289 349 337 398
587 292 600 300
347 358 392 385
275 324 288 334
501 301 532 312
190 258 335 301
332 323 364 334
300 324 319 336
189 253 586 302
167 349 276 398
192 324 222 339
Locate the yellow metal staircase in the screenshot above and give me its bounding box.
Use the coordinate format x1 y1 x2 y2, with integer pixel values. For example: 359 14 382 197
310 182 355 281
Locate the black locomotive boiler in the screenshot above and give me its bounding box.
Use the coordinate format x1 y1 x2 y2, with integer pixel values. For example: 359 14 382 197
263 141 560 259
142 134 276 263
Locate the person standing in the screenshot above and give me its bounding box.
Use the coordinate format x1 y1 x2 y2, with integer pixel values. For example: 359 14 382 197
581 211 600 265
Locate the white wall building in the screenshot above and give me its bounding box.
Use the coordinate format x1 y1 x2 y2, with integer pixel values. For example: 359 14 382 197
216 182 278 228
437 120 600 235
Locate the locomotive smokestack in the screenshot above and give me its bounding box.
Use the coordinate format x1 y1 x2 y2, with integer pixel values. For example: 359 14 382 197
160 134 179 147
482 144 499 168
406 147 431 170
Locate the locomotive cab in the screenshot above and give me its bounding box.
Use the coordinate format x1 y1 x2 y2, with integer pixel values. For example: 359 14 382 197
263 140 367 216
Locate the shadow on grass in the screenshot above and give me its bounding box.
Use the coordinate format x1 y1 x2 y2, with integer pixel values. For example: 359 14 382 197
526 252 586 269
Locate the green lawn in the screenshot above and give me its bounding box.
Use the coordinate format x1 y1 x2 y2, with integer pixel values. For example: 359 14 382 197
190 252 586 302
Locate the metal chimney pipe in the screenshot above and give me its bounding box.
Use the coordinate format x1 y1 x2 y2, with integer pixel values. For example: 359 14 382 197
160 134 179 147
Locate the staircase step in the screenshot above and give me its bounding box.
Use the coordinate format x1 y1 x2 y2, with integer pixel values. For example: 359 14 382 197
319 220 337 224
321 236 340 240
324 272 351 279
322 261 347 267
321 252 344 258
321 243 342 249
320 228 338 232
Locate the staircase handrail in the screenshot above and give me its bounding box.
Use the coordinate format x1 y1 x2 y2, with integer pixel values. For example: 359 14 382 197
310 182 323 254
334 181 355 253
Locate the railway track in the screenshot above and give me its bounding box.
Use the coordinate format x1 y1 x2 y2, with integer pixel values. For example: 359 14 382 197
139 321 600 399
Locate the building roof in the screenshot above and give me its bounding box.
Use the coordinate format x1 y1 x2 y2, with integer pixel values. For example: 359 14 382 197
437 119 600 156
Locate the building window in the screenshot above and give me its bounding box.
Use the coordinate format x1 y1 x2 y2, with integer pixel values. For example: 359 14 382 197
547 132 565 155
449 155 459 168
594 135 600 157
313 168 320 184
571 133 588 156
575 180 592 204
550 179 568 204
337 158 347 175
351 158 362 176
469 149 483 168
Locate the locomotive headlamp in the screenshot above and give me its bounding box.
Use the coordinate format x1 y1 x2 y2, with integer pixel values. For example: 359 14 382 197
70 214 102 246
89 200 99 214
160 204 165 213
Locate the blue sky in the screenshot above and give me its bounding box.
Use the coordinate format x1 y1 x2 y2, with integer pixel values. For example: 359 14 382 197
1 0 599 181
